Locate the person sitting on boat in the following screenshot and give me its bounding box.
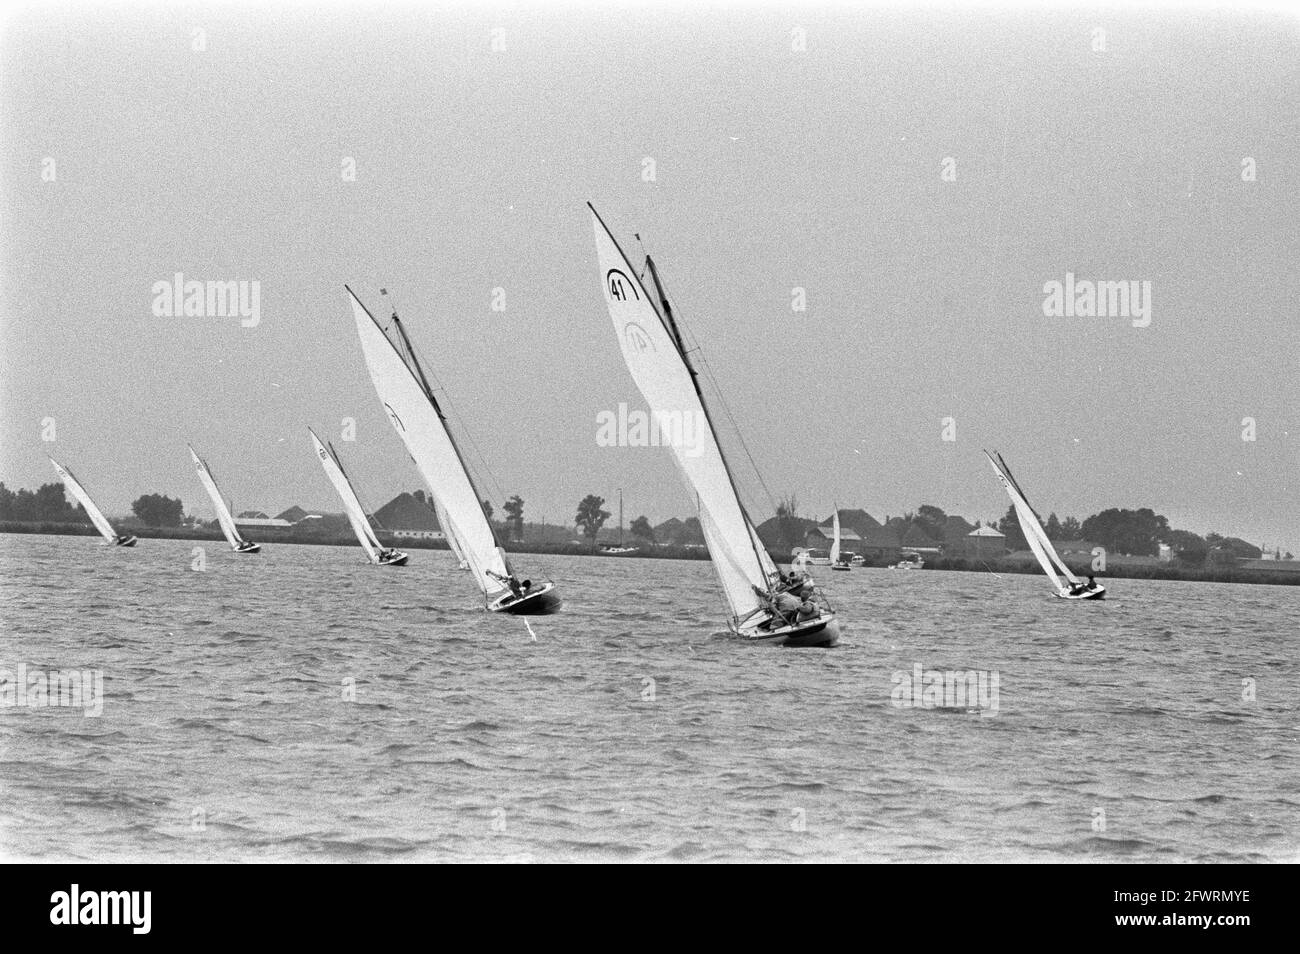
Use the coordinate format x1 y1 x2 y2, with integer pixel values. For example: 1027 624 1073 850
488 570 526 600
1085 575 1099 591
795 586 820 623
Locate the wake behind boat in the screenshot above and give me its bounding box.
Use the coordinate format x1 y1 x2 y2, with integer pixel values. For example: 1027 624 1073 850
189 445 261 553
346 286 560 614
985 450 1105 600
48 457 137 547
308 428 408 566
590 204 840 647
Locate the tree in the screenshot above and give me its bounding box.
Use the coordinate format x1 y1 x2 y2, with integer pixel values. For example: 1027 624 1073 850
1060 516 1081 539
915 504 947 540
996 505 1028 551
502 495 525 541
575 495 610 550
1080 508 1169 557
629 515 654 543
481 499 494 521
1165 528 1207 566
774 494 803 553
131 493 184 527
1044 513 1063 540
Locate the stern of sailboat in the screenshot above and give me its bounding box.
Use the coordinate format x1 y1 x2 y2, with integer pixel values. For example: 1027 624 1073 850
114 536 139 548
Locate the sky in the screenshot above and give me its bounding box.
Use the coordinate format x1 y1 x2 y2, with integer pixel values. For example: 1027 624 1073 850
1 1 1297 550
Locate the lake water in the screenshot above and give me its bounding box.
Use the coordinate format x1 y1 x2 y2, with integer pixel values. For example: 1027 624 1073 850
1 533 1296 862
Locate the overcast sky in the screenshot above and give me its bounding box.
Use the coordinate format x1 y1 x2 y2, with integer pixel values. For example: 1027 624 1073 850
2 2 1296 549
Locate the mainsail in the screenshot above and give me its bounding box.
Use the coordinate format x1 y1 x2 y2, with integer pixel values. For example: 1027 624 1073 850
309 428 385 562
590 205 773 622
346 286 512 598
830 511 842 565
48 457 118 543
985 451 1081 591
189 445 246 549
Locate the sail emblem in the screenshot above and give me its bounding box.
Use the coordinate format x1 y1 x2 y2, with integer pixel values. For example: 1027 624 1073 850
623 322 655 354
317 447 328 461
606 268 640 302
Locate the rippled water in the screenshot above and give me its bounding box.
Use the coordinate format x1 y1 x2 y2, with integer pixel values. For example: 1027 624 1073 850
1 532 1296 862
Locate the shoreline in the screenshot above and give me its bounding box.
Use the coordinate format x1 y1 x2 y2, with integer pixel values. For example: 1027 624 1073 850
3 522 1297 586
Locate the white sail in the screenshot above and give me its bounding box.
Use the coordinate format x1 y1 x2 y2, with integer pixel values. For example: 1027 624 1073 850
309 428 384 562
48 457 118 543
986 452 1080 592
995 453 1081 585
590 206 769 621
189 445 245 549
830 511 842 565
432 496 469 570
347 287 510 597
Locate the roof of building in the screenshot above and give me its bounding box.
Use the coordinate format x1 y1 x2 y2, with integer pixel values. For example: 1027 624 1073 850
969 526 1005 537
373 492 441 531
276 505 309 523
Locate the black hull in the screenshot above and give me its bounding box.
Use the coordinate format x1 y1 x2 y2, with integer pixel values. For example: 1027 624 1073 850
491 584 562 615
379 553 409 566
114 536 138 548
236 543 261 554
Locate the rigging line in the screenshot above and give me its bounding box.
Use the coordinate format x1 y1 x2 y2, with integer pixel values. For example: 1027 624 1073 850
656 261 780 517
380 289 509 508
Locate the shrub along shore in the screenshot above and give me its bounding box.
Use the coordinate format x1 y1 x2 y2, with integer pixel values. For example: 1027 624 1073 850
3 522 1297 586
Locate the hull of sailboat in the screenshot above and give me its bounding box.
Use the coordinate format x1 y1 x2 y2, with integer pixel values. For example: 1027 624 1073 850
378 551 409 566
734 613 841 648
114 536 138 548
1057 585 1106 600
488 581 562 615
235 542 261 554
831 562 851 571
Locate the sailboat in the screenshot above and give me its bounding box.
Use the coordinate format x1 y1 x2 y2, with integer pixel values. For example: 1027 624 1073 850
830 510 851 570
985 450 1105 600
346 285 561 614
308 428 408 566
432 497 469 569
599 488 638 554
188 445 261 553
589 203 840 647
48 457 137 546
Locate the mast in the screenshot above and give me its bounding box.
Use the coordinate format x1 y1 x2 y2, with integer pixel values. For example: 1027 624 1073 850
644 254 774 590
618 487 623 546
347 285 510 562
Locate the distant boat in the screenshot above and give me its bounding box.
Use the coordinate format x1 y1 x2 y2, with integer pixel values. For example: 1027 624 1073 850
804 548 832 566
590 204 839 647
308 428 408 566
830 510 851 571
600 488 639 553
889 551 924 570
48 457 137 547
346 285 560 614
431 497 470 570
985 450 1105 600
188 445 261 553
